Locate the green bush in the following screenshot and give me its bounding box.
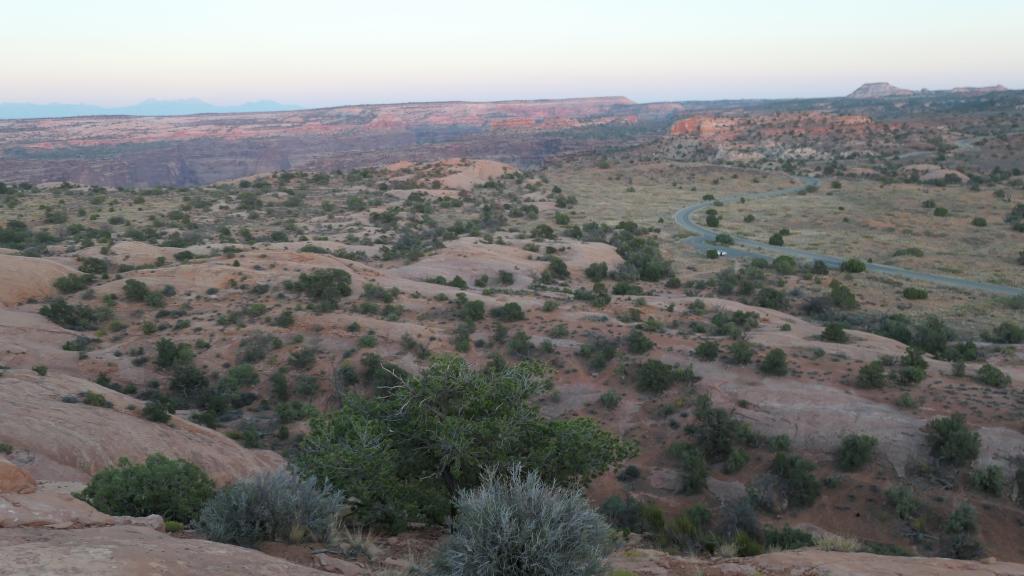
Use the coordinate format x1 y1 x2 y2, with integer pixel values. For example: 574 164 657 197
724 448 750 474
829 280 858 310
771 453 820 508
287 268 352 311
835 434 877 472
856 360 886 389
432 466 617 576
694 340 719 361
690 395 754 462
490 302 525 321
969 465 1005 497
53 273 95 294
728 340 754 364
902 287 929 300
764 525 814 550
821 323 849 343
636 359 683 394
625 329 654 354
840 258 866 273
667 443 707 495
40 299 100 330
759 348 788 376
885 485 920 520
584 262 608 281
987 321 1024 344
296 356 635 530
142 400 172 423
196 470 344 547
735 530 764 556
976 364 1011 388
925 413 980 467
76 454 214 522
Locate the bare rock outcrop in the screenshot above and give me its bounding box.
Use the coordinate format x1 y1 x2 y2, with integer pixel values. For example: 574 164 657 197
0 525 328 576
0 457 35 494
612 548 1024 576
0 369 284 485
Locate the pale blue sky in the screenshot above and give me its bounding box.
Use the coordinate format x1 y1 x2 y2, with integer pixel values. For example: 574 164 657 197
4 0 1021 106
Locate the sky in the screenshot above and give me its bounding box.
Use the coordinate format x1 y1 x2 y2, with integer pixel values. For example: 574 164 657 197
3 0 1022 107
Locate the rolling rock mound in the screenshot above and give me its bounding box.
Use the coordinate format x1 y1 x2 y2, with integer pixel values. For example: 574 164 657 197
0 369 283 484
0 525 328 576
0 254 76 306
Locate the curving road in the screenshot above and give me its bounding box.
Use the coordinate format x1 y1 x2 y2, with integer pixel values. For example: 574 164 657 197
673 176 1024 297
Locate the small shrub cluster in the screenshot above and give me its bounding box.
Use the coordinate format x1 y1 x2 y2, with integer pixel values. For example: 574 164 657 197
197 470 345 547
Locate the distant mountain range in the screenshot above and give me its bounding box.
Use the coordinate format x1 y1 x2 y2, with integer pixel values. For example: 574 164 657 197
0 98 301 119
847 82 1009 99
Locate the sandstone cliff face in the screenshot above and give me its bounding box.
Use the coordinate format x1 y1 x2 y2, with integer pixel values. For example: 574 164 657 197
0 97 681 187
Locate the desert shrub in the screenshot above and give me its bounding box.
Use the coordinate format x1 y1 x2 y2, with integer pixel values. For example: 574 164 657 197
142 400 172 423
943 503 982 559
759 348 788 376
490 302 525 321
821 323 849 343
734 530 764 556
969 465 1005 497
829 280 858 310
668 443 708 495
76 454 214 522
694 340 719 361
885 485 920 520
764 525 815 550
768 232 784 246
723 448 750 475
197 470 344 547
607 223 672 281
296 356 634 530
728 340 754 364
772 255 797 275
835 434 877 472
584 262 608 281
579 336 618 372
40 299 100 330
289 347 318 370
840 258 866 273
625 329 654 354
123 278 151 302
971 217 987 227
755 287 788 311
636 359 683 394
771 453 820 508
976 364 1011 388
599 391 620 410
689 395 754 462
432 466 617 576
902 287 929 300
856 360 886 389
987 321 1024 344
925 413 980 467
236 332 282 363
53 273 94 294
287 268 352 311
599 495 663 535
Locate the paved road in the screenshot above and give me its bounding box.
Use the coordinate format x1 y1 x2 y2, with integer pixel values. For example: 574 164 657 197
673 176 1024 297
